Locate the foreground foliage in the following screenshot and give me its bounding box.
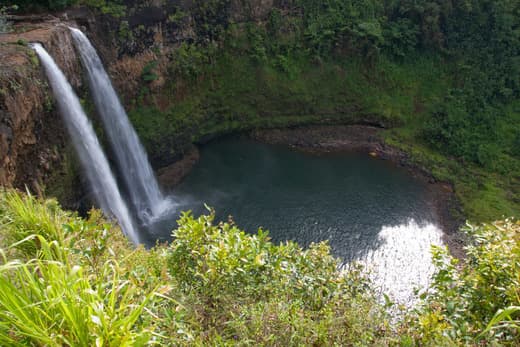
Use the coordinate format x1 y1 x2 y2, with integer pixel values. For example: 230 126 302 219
408 219 520 345
0 190 519 345
0 191 390 345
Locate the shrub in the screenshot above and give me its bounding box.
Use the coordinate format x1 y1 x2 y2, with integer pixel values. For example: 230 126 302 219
2 190 518 345
82 0 126 17
165 211 391 345
410 219 520 345
0 5 16 34
1 0 77 11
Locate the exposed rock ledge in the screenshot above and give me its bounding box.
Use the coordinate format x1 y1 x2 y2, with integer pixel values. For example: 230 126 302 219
157 146 199 190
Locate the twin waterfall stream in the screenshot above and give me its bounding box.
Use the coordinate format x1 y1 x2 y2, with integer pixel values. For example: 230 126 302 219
32 28 171 244
69 28 170 222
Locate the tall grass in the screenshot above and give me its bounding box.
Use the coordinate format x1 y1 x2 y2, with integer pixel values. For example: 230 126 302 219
0 190 67 258
0 191 157 346
0 251 153 346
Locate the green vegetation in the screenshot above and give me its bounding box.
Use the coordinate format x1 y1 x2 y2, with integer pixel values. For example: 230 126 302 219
406 219 520 345
0 0 124 14
0 0 76 11
5 0 519 220
1 190 519 345
0 5 16 33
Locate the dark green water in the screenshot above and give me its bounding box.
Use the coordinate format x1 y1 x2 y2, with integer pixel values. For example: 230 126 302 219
148 138 444 304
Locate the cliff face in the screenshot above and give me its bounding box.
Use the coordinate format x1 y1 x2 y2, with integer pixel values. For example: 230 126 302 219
78 0 278 106
0 24 83 194
0 1 278 199
81 0 288 166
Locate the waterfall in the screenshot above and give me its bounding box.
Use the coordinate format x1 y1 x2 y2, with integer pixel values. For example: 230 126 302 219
70 27 168 223
31 43 140 244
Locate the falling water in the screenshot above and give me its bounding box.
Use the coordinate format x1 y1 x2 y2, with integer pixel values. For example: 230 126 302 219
70 27 168 223
32 43 140 244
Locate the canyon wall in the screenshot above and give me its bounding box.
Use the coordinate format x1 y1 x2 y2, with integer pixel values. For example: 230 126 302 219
0 0 280 198
0 24 83 197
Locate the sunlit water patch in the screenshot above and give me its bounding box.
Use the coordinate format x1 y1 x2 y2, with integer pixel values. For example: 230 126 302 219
147 138 445 306
353 220 443 306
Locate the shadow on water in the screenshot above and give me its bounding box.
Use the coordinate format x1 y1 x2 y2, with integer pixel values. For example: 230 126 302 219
142 137 444 304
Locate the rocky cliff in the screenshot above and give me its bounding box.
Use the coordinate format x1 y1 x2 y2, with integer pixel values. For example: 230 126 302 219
0 23 83 196
0 0 280 200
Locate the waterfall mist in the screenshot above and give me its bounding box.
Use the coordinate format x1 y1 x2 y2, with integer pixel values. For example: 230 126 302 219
70 27 171 224
31 43 140 244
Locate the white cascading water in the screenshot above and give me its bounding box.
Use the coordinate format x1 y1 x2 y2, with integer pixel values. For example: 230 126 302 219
32 43 140 244
70 27 170 223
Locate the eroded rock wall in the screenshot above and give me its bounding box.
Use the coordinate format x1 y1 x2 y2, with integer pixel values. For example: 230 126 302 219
0 24 82 194
77 0 280 107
